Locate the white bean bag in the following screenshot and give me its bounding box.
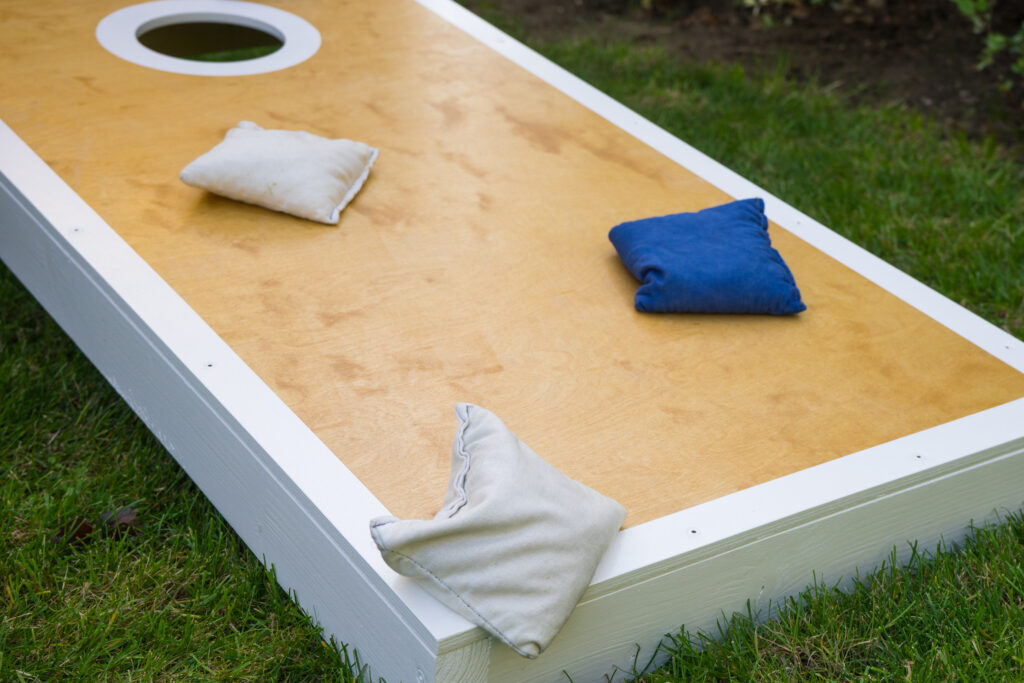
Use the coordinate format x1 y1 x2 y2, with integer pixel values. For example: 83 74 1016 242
180 121 377 224
370 403 626 658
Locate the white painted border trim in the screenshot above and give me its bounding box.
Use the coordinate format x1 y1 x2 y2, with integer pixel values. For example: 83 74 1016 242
487 436 1024 680
96 0 321 76
411 0 1024 650
591 397 1024 591
5 0 1024 673
412 0 1024 375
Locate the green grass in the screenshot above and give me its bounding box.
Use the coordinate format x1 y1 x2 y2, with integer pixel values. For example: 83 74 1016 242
640 520 1024 680
4 8 1024 680
0 269 364 680
187 45 281 62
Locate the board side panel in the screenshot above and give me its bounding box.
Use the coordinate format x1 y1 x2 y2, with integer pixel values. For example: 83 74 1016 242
0 171 456 683
477 439 1024 681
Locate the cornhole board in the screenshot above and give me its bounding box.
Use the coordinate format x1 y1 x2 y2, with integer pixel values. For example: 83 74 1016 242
2 0 1024 679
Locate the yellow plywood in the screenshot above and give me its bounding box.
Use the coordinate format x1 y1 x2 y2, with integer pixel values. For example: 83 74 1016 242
2 0 1022 527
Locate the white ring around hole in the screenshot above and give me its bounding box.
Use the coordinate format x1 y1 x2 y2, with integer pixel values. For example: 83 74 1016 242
96 0 321 77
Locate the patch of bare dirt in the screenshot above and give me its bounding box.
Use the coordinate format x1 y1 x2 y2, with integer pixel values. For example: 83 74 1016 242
463 0 1023 145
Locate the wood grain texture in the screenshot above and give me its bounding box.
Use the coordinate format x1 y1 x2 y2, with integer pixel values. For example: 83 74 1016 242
436 638 491 682
2 0 1023 527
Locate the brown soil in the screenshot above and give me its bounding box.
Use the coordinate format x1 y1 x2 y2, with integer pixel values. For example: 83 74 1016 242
462 0 1024 145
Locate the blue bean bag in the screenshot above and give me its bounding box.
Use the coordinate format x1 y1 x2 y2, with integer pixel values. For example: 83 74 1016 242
608 198 806 315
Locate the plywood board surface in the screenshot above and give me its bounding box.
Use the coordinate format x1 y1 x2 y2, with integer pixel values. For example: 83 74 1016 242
2 0 1023 527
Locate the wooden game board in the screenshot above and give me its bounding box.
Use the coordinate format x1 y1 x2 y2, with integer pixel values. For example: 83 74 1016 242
3 0 1023 679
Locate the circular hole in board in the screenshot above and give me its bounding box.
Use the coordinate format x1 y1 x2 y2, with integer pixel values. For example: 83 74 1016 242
97 0 320 76
137 19 283 62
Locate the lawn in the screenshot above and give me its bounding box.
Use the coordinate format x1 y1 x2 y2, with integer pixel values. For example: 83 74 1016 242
3 4 1024 681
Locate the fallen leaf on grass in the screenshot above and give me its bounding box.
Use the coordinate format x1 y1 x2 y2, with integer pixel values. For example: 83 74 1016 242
54 516 96 545
54 507 143 546
100 507 143 538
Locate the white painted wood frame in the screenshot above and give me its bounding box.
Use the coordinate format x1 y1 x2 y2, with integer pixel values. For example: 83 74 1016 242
3 1 1023 681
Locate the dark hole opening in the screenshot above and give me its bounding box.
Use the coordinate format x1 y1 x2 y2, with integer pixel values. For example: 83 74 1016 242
138 21 283 62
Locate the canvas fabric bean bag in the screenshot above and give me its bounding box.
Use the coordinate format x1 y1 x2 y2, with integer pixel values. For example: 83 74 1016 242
609 197 806 315
370 403 626 658
180 121 377 224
